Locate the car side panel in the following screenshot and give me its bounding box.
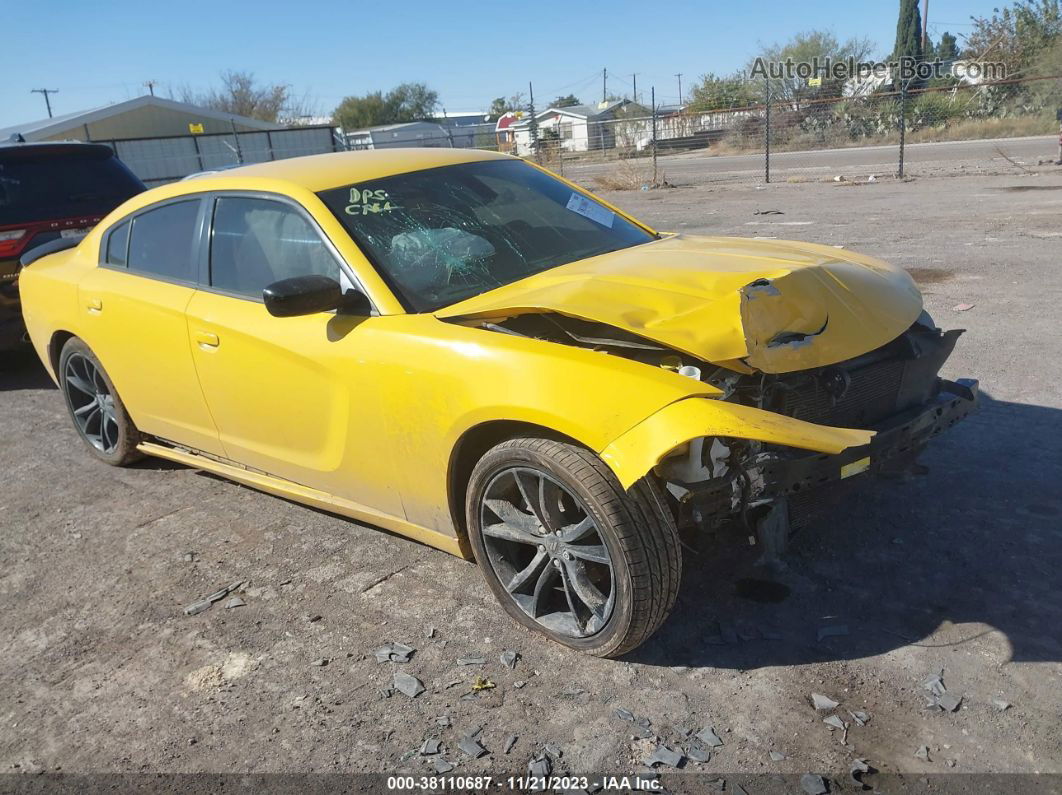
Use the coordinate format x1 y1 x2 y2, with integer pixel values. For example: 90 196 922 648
73 267 224 456
184 291 405 519
340 315 722 536
19 248 84 382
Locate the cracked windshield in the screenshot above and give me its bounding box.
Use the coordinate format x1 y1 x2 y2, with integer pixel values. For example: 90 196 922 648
317 159 654 311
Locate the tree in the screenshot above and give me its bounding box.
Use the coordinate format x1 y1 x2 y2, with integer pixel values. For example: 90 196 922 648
688 72 760 111
1029 35 1062 105
932 31 961 60
489 93 526 118
894 0 925 64
965 0 1060 74
177 70 311 123
551 94 581 108
748 30 876 100
333 82 439 129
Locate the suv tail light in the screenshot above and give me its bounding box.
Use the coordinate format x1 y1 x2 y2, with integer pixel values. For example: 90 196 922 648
0 229 28 258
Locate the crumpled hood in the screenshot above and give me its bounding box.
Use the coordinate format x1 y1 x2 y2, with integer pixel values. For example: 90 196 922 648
435 234 923 373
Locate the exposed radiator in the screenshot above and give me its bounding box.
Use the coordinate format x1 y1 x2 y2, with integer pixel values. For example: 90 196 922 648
780 359 906 429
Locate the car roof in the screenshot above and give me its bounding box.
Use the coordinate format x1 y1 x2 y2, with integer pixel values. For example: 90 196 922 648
175 147 515 194
0 140 118 159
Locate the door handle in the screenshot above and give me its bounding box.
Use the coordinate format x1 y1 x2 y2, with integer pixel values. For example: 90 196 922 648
86 297 102 313
194 330 220 348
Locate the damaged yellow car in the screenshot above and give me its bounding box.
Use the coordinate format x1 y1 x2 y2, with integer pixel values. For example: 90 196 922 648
19 149 977 656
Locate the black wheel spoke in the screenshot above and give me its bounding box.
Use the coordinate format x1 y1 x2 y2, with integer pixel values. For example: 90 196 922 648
563 558 608 612
512 470 538 519
483 498 540 535
557 563 586 633
90 367 108 395
566 544 610 565
537 476 564 534
559 516 595 543
529 562 558 618
80 405 101 437
482 519 540 546
506 548 548 593
65 372 95 397
102 414 117 450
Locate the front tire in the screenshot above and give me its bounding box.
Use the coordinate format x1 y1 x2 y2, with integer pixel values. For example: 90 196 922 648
466 437 681 657
59 337 143 466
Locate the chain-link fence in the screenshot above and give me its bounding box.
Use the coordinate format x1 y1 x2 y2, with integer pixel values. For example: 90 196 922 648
757 74 1062 183
558 75 1062 188
338 75 1062 190
97 77 1062 191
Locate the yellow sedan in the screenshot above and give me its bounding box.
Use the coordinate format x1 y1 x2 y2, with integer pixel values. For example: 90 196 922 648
19 149 977 656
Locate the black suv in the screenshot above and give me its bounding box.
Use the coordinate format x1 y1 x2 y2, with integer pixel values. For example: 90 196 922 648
0 141 145 350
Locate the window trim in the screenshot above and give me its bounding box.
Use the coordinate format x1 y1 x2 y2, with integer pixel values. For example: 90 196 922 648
97 195 207 289
201 190 377 315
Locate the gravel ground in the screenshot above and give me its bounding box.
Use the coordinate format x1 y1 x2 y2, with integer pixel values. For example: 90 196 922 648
2 167 1061 790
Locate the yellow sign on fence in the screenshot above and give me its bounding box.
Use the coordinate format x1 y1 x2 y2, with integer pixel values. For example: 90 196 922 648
188 122 204 134
808 77 822 87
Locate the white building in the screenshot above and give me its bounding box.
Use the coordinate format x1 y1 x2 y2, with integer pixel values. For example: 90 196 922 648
510 100 650 155
345 121 454 150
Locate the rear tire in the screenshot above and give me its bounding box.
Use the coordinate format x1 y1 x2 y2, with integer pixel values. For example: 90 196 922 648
466 436 681 657
58 337 143 466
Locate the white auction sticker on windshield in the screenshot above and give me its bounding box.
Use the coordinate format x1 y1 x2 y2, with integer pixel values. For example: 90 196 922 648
566 192 615 228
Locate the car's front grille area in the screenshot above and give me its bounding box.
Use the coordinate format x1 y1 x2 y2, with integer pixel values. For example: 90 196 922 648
780 358 905 429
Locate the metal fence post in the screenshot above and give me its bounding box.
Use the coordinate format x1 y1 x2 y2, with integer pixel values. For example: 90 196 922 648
651 86 658 186
229 118 244 164
191 134 204 172
898 81 908 179
764 79 771 184
1056 114 1062 164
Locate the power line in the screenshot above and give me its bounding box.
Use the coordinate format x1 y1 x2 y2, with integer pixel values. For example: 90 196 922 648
31 88 59 118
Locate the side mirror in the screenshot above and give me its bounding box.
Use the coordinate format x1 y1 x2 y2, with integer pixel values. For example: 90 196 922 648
262 275 371 317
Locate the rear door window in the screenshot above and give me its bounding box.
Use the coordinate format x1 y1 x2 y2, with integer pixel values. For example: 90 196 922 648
127 200 201 283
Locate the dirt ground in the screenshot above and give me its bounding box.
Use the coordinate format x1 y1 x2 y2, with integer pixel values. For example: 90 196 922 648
2 165 1062 790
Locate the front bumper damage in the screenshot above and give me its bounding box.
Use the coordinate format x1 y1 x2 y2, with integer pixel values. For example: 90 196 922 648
760 377 978 500
670 377 979 533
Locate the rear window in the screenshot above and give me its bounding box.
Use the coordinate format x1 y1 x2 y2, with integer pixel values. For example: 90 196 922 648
0 148 145 226
127 200 200 282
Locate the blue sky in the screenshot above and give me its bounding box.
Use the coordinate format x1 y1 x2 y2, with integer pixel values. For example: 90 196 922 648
6 0 1001 127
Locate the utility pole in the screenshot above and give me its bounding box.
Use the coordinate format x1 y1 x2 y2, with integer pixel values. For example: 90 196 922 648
651 86 658 185
632 74 638 104
31 88 58 118
528 81 540 162
675 74 683 106
602 68 607 103
143 80 157 96
922 0 930 54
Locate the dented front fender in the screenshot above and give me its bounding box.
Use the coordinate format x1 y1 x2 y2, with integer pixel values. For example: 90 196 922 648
599 397 875 490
